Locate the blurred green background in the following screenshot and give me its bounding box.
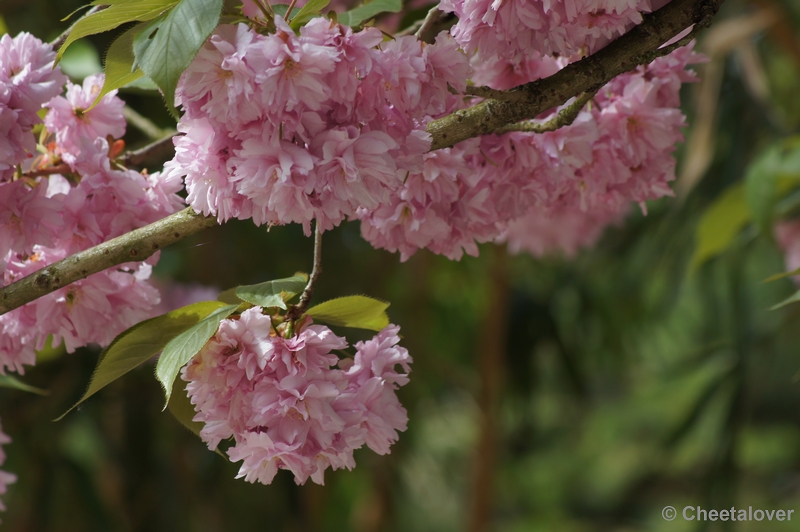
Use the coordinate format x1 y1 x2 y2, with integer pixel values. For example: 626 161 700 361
4 0 800 530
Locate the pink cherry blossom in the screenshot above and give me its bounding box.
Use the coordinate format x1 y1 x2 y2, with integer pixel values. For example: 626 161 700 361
182 313 411 486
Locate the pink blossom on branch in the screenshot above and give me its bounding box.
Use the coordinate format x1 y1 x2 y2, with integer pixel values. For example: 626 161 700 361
182 310 412 486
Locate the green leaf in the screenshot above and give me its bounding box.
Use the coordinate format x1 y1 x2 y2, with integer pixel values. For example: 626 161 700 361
272 4 301 19
167 376 203 437
234 274 308 309
337 0 402 27
89 23 147 110
689 183 752 273
57 0 179 62
770 289 800 310
0 374 47 395
745 144 800 233
55 301 229 421
764 266 800 283
289 0 330 29
305 296 390 331
132 0 224 117
167 378 227 457
156 304 238 408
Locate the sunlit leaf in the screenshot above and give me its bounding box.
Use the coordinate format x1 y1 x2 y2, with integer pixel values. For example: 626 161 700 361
57 0 179 62
234 274 308 309
337 0 402 27
132 0 224 117
0 374 47 395
290 0 330 28
55 300 228 421
156 303 238 407
90 23 146 110
305 296 389 331
689 183 751 273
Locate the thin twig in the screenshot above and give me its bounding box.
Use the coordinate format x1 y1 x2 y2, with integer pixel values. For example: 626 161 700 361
0 208 218 316
51 5 106 51
415 7 456 44
493 89 599 134
121 135 177 171
285 222 323 321
123 106 175 141
23 163 72 179
396 18 425 37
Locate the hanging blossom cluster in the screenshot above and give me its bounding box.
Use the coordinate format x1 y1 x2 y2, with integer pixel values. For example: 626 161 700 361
0 34 183 374
182 309 411 485
166 16 469 234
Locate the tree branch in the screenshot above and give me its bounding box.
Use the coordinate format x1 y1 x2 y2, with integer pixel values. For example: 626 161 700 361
121 135 177 171
493 90 598 134
427 0 726 150
0 208 218 316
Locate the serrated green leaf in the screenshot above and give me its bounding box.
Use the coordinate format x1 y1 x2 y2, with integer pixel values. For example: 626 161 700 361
55 301 229 421
337 0 401 27
290 0 330 29
305 296 389 331
89 23 146 110
132 0 224 117
57 0 179 63
0 374 47 395
235 274 308 309
156 303 237 408
770 289 800 310
689 183 752 274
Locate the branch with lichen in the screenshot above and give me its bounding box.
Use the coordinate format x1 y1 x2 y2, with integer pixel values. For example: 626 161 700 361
0 208 217 316
493 90 598 134
426 0 725 150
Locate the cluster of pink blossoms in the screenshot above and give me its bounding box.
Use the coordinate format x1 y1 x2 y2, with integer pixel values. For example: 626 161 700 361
440 0 664 63
182 309 411 485
358 45 701 259
0 34 183 374
165 8 701 260
166 16 469 234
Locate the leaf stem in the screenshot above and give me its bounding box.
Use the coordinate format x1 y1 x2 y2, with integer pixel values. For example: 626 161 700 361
285 222 323 322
